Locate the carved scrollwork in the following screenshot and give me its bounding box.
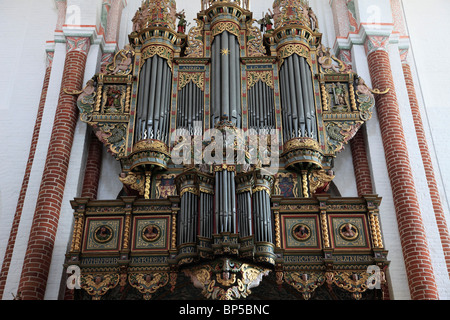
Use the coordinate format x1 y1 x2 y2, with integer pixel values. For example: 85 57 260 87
178 72 205 91
277 43 311 69
317 44 346 74
211 21 241 44
185 18 205 58
247 71 274 90
119 171 146 196
326 121 362 154
141 45 174 72
246 19 267 57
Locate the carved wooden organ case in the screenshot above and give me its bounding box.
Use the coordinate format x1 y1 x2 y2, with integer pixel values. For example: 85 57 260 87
66 0 389 300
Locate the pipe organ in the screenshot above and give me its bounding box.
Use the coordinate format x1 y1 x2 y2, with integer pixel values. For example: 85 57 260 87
66 0 389 300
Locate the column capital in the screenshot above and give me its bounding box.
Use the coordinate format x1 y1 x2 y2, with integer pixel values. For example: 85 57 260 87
399 48 409 64
66 36 91 55
364 34 389 56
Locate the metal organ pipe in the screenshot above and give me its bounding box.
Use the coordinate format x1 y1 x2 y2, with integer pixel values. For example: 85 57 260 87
135 55 173 144
211 31 241 128
279 54 317 142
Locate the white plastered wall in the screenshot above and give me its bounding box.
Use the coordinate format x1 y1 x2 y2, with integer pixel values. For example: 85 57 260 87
0 0 59 299
401 0 450 299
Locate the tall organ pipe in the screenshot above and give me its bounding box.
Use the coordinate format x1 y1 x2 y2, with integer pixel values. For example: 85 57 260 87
135 55 173 144
211 31 241 128
279 55 317 142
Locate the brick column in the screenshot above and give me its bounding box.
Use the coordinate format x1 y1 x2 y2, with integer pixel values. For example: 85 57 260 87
365 37 439 300
0 51 55 300
350 128 374 196
17 36 90 300
81 132 103 200
401 51 450 277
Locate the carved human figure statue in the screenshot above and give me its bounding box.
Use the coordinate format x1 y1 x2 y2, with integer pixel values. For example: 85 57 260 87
132 8 142 32
77 79 96 104
308 7 319 30
176 10 187 33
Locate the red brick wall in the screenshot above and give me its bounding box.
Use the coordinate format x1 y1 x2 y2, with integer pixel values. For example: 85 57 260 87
17 38 90 300
350 128 374 196
402 62 450 277
367 48 439 300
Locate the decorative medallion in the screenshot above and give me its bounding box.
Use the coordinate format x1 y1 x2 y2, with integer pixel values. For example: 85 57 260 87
339 223 359 241
142 224 162 242
292 223 311 241
94 225 114 243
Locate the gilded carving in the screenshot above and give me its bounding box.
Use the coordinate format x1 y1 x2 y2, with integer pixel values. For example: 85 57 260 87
211 21 241 44
284 272 325 300
317 44 345 74
185 18 205 58
106 45 135 76
246 19 267 57
247 71 274 90
141 45 174 72
119 171 146 196
81 274 120 300
128 272 170 300
277 43 311 68
184 258 270 300
309 169 335 195
178 72 205 91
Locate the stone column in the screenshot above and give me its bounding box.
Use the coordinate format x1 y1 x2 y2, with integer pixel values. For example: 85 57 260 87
365 35 439 300
17 36 91 300
81 132 103 200
350 128 373 196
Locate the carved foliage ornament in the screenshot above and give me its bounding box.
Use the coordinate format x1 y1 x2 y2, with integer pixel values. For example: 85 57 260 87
141 45 174 72
277 43 312 69
211 21 241 45
247 71 274 90
178 72 205 91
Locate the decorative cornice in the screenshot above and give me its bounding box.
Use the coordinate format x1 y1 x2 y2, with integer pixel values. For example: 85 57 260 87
62 25 105 49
